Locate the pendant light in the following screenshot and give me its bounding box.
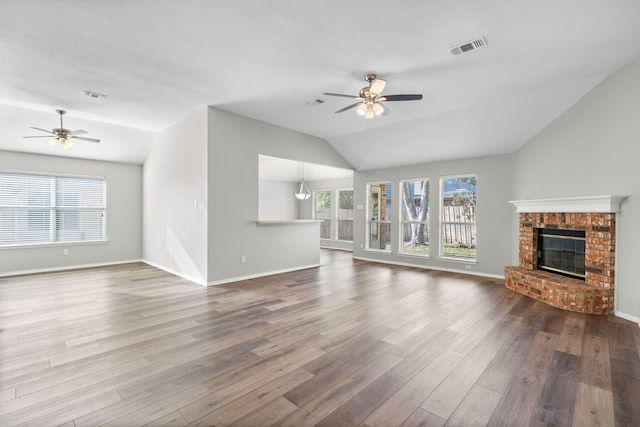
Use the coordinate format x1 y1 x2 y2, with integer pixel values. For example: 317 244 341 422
294 163 311 200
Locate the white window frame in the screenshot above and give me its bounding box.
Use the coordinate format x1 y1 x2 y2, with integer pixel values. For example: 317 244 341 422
335 188 354 243
366 181 391 253
439 173 477 262
0 171 107 248
313 189 332 241
399 178 429 257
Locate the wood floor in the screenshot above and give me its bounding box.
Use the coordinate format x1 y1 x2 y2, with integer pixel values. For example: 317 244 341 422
1 250 639 426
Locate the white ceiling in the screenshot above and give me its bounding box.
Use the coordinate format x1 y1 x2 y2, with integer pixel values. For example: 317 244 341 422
1 1 639 169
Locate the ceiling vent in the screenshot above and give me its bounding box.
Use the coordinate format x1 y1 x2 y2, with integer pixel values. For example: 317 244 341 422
450 37 487 55
83 89 108 99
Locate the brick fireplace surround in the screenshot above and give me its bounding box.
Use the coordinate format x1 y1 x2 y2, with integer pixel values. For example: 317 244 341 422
505 196 625 315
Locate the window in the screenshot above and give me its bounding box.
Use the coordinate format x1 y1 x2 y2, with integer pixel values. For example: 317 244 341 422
400 178 429 256
313 190 331 240
336 189 353 242
0 172 106 246
440 175 476 260
366 182 391 252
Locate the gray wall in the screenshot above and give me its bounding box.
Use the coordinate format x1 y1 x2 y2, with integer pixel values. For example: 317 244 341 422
142 109 208 284
0 150 142 275
258 179 299 221
207 107 353 283
512 59 640 321
352 154 514 278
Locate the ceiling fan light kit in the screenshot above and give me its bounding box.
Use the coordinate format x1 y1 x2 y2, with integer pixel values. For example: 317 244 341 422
49 137 74 149
357 102 384 119
324 73 422 119
22 109 101 148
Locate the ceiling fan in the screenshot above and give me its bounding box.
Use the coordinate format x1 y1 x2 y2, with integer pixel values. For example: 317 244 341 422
23 109 100 149
324 73 422 118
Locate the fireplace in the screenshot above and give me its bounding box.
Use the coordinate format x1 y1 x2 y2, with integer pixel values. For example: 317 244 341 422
537 228 585 280
504 196 625 315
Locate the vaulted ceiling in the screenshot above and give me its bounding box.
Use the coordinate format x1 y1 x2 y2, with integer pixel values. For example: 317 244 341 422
1 1 639 170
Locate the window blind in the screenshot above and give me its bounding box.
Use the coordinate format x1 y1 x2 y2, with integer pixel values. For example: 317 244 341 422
0 172 106 246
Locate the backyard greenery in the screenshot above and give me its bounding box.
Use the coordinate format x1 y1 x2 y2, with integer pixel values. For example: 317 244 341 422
401 243 475 258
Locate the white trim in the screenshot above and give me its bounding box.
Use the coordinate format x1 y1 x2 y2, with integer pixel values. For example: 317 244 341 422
366 181 392 252
398 177 430 259
0 239 109 250
437 256 478 264
397 253 431 260
613 310 640 328
312 189 332 240
615 220 620 320
439 174 478 262
335 188 354 242
0 259 142 278
509 195 627 213
207 263 320 286
0 168 105 180
255 220 322 225
364 248 392 255
320 245 353 252
353 256 504 279
141 259 207 286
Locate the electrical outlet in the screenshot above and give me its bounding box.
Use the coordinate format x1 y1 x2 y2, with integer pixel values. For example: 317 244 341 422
241 255 246 264
63 248 69 255
465 264 472 270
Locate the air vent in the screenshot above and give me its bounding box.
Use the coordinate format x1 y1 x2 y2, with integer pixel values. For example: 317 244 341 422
83 90 109 99
450 36 487 55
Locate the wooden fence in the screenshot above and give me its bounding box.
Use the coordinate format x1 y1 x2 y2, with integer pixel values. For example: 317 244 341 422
441 206 476 247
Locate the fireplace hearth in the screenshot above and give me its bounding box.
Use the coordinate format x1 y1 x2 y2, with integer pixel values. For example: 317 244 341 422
505 196 625 315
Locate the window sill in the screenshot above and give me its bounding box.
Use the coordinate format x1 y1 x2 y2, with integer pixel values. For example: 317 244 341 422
437 256 477 264
364 249 392 255
398 253 431 260
0 239 109 250
255 220 322 225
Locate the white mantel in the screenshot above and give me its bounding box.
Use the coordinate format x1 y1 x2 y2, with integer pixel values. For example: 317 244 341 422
509 195 627 213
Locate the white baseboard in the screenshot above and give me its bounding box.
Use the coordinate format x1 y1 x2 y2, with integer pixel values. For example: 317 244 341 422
352 256 505 280
141 259 207 286
613 310 640 327
0 259 143 278
207 263 321 286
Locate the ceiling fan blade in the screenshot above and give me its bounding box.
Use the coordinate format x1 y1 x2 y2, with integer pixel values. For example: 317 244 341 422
378 102 391 116
70 129 88 135
22 135 52 138
323 92 360 99
370 78 387 96
30 126 55 135
73 136 100 143
335 102 361 113
380 94 423 102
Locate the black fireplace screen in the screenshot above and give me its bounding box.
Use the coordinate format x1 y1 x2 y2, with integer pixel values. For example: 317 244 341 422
537 228 586 280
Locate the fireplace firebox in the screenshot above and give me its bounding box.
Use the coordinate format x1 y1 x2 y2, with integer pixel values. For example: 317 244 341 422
537 228 586 280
